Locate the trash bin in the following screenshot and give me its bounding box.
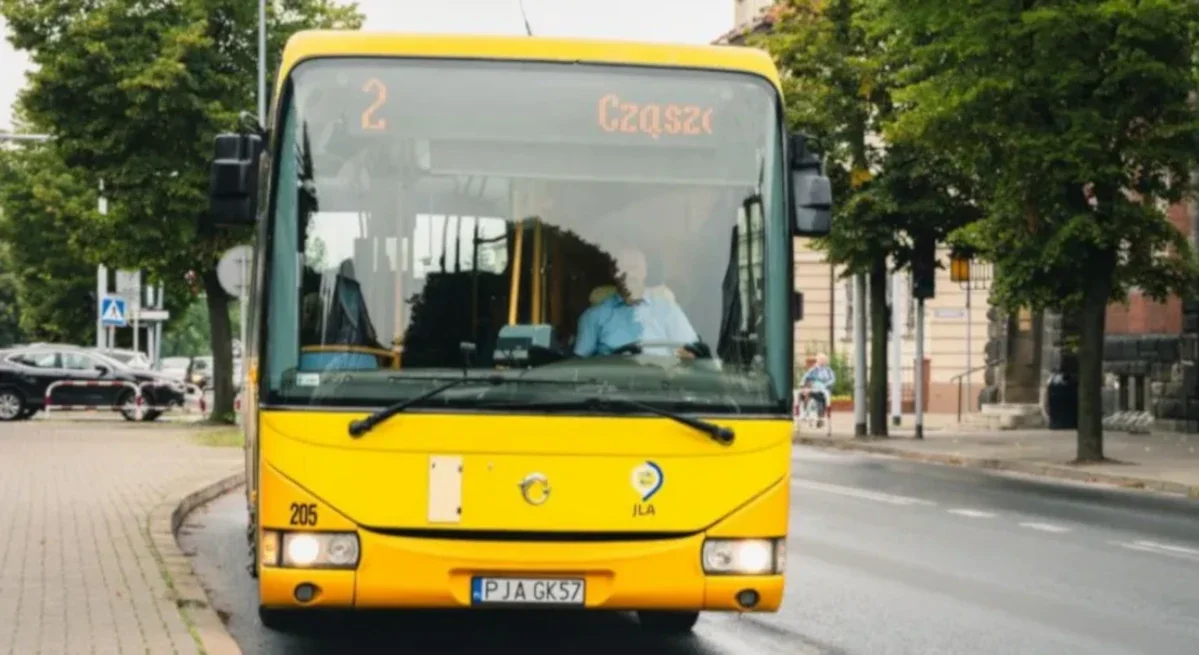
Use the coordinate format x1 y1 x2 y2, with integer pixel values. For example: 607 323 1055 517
1045 372 1078 430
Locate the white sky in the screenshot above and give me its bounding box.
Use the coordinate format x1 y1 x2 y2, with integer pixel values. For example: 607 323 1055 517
0 0 735 131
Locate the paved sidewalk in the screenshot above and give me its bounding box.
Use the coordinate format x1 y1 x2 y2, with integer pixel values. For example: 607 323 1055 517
0 420 242 655
796 412 1199 497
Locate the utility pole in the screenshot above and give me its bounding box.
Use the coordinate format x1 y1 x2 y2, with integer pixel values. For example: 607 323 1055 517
852 273 868 437
258 0 267 124
890 272 902 425
912 234 937 439
155 283 165 364
916 298 926 439
96 265 107 349
98 179 109 349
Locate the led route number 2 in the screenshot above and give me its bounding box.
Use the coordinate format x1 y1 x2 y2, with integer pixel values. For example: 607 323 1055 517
597 94 714 140
361 78 388 131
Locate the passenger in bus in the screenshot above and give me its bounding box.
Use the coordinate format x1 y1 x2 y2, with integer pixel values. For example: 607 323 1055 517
573 246 700 358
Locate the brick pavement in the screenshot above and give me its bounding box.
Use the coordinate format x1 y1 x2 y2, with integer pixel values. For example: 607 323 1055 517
0 420 241 655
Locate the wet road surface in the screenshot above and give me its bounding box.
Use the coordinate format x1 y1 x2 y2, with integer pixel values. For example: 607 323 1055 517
180 445 1199 654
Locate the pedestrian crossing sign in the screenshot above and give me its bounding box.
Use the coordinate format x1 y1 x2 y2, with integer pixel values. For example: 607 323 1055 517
100 296 128 327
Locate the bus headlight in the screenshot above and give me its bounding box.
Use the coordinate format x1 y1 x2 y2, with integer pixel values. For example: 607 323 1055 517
265 531 360 569
701 538 785 575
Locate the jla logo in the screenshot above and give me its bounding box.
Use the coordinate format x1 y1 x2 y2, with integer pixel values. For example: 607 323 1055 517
630 461 663 518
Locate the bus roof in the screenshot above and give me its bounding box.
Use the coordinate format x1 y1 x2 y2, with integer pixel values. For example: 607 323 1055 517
275 31 781 102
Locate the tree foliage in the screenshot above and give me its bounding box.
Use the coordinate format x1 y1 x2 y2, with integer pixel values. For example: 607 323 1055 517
1 0 363 420
0 144 100 344
0 243 24 346
881 0 1199 459
160 294 240 358
756 0 977 435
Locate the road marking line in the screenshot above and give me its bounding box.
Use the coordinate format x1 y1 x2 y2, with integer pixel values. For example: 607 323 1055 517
1136 540 1199 555
1112 540 1199 562
1018 522 1071 533
791 479 936 506
947 509 996 518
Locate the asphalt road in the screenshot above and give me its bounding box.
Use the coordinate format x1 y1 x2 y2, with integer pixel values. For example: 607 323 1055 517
180 445 1199 655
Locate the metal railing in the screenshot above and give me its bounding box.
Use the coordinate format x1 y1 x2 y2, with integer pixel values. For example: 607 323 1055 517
44 380 143 419
950 359 1004 422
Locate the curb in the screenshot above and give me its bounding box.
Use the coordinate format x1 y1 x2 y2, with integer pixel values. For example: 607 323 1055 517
794 435 1199 500
147 471 247 655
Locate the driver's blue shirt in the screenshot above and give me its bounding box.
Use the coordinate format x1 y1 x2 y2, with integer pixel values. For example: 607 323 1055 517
573 292 698 357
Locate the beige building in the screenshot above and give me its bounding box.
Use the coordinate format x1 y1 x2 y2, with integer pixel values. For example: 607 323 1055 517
794 241 991 415
719 3 992 416
734 0 775 28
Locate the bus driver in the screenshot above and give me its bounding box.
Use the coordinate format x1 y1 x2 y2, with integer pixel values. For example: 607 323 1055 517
573 246 700 359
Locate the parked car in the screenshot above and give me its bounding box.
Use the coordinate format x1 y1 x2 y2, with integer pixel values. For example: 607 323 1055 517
98 348 153 370
156 356 192 383
0 344 187 422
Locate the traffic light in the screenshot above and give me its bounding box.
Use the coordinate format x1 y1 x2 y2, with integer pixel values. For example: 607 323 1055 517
912 236 936 300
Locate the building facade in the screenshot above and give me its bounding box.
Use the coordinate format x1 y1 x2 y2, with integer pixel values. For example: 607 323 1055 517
718 5 991 414
734 0 776 29
718 1 1199 422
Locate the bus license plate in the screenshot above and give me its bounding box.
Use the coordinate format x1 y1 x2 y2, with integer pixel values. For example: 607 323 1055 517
470 577 585 606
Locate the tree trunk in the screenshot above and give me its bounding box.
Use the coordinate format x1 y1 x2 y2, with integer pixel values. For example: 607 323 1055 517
1075 259 1112 463
869 254 889 437
203 268 236 424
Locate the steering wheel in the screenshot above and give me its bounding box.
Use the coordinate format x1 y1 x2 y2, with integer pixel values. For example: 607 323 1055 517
610 341 712 359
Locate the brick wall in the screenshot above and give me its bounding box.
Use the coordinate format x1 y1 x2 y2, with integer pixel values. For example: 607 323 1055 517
1101 200 1198 431
1106 200 1192 336
1107 294 1182 335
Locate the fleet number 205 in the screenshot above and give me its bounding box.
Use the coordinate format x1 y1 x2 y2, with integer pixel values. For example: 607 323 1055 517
289 502 318 526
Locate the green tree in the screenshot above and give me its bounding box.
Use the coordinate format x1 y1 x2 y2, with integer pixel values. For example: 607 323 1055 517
1 0 363 422
158 294 241 357
0 143 99 344
883 0 1199 461
0 244 23 346
756 0 977 436
162 297 207 357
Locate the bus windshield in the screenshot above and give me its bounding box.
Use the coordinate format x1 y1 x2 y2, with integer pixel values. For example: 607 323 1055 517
263 58 791 414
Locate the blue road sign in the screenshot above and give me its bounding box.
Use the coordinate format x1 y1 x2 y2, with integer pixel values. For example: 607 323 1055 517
100 296 128 327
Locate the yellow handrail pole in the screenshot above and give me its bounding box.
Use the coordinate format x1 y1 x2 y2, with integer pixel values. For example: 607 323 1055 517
507 190 525 326
531 217 543 324
400 232 410 367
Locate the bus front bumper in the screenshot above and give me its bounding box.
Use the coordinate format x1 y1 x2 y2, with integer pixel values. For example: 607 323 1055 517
258 530 785 612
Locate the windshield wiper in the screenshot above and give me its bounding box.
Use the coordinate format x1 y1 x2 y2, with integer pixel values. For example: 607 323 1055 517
347 368 734 446
589 396 735 446
478 395 735 446
347 375 503 438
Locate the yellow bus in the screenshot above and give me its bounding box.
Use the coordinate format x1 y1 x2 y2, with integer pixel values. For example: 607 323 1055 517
205 30 832 634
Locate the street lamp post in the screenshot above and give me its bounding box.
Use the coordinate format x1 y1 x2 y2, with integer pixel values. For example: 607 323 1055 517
950 252 993 416
949 253 973 414
259 0 267 124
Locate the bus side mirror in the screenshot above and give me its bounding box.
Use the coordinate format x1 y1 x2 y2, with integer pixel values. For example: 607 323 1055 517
789 132 832 237
205 132 263 228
